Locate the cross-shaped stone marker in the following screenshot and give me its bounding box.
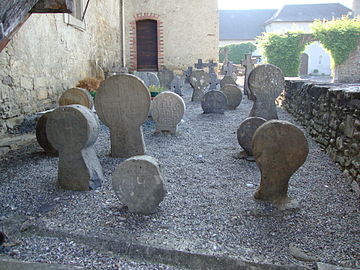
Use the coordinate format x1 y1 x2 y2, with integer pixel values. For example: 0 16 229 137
194 59 208 69
95 74 150 158
241 54 257 98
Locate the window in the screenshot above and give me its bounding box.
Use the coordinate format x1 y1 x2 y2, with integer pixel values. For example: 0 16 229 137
63 0 86 31
319 55 323 65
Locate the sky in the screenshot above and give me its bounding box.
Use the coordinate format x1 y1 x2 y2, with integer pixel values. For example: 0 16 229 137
218 0 352 10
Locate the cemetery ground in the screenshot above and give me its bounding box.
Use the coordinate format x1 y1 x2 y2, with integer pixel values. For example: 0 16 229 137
0 82 359 270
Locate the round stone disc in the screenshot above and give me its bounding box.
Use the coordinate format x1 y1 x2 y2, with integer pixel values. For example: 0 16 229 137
36 111 59 156
221 84 242 110
151 91 185 129
237 117 266 156
112 155 166 214
46 105 99 153
59 87 94 109
94 74 151 127
201 90 228 114
248 64 285 100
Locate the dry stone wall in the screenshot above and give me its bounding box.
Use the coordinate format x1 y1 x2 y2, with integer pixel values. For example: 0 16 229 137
0 0 122 136
279 79 360 189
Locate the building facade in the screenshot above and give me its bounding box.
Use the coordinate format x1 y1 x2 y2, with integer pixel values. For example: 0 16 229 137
0 0 219 136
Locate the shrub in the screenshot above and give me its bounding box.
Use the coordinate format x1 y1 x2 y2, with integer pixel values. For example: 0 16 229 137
148 85 166 93
76 77 101 93
219 42 257 64
312 17 360 66
258 31 309 76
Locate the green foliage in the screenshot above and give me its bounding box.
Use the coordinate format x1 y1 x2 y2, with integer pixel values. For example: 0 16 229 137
148 85 165 93
258 31 308 76
219 42 257 64
312 17 360 66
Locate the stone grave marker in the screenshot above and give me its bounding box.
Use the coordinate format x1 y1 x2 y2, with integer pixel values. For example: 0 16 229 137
225 61 238 81
184 66 193 84
58 87 93 109
189 69 210 102
46 105 104 191
241 54 256 98
201 90 228 114
36 111 58 157
221 84 242 110
95 74 150 158
170 75 182 96
220 75 237 88
237 117 266 157
248 64 285 120
133 71 160 87
252 120 309 204
206 60 219 90
112 155 166 214
151 91 185 134
158 66 174 89
220 47 229 75
194 59 207 69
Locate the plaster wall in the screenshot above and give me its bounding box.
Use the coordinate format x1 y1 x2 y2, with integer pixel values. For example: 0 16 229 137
0 0 122 136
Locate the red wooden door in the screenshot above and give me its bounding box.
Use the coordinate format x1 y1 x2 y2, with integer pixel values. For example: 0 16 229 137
136 20 158 71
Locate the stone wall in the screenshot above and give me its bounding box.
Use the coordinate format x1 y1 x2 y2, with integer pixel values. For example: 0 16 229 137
333 44 360 83
0 0 122 136
124 0 219 71
280 79 360 189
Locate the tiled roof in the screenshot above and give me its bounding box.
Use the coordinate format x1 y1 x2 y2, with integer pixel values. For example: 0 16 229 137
219 9 276 40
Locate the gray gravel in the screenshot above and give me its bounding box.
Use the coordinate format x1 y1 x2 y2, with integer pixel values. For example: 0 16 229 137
0 83 359 270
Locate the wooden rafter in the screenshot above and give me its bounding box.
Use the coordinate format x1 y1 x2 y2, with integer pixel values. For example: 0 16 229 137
0 0 73 53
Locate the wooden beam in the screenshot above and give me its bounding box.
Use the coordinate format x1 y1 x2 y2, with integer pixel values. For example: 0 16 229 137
31 0 73 13
0 0 39 41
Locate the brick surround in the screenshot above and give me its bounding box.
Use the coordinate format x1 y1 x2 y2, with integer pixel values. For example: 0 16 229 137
129 13 164 71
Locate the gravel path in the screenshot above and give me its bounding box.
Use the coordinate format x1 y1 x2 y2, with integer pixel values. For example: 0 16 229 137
0 83 359 270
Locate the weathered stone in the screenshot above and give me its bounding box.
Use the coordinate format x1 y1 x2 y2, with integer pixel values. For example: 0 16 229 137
112 155 166 214
184 66 193 84
6 116 24 129
189 69 210 102
221 84 242 110
95 74 150 158
157 66 174 89
317 262 356 270
248 64 285 120
237 117 266 156
133 71 160 87
58 87 93 109
46 105 103 191
289 243 319 262
252 120 309 203
209 72 218 90
201 90 228 114
36 111 58 157
241 54 256 98
344 115 354 138
151 91 185 134
220 75 237 88
170 76 182 96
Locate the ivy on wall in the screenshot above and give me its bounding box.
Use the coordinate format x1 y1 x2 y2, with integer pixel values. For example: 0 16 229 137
312 17 360 66
258 31 310 77
219 42 257 64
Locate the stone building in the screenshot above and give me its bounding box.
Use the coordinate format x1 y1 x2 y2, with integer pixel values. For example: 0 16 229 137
0 0 218 136
124 0 218 71
219 3 351 76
